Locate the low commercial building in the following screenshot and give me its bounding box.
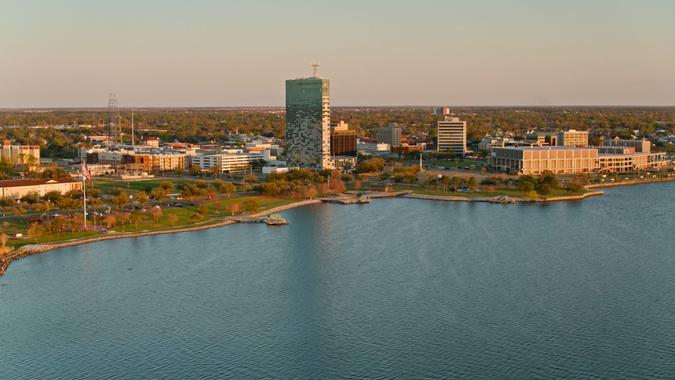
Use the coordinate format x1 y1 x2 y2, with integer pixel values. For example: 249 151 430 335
0 178 82 199
598 152 667 172
357 141 391 155
491 143 668 175
1 141 40 166
191 151 263 174
491 147 599 175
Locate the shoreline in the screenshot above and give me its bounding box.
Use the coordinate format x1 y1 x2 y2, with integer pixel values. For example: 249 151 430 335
1 177 672 276
0 199 321 277
585 176 675 189
400 190 604 204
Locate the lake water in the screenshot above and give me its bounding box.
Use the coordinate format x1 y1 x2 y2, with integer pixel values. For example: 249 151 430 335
1 183 674 379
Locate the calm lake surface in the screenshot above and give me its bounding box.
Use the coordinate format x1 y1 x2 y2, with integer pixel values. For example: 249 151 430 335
1 183 674 379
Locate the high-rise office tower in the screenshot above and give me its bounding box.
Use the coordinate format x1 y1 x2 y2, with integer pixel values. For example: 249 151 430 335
285 69 332 170
437 117 467 156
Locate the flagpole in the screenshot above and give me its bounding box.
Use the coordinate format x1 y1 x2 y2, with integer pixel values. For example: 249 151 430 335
82 156 87 230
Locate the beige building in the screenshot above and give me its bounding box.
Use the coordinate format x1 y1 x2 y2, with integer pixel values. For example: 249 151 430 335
492 144 668 175
0 178 82 199
598 152 667 172
558 130 589 147
491 147 599 175
191 151 263 174
437 117 467 155
1 141 40 167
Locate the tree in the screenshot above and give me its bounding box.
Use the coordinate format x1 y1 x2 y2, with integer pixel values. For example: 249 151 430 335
43 190 63 204
150 207 163 222
468 177 478 191
130 211 144 228
137 191 149 208
0 233 9 254
27 222 45 243
111 191 130 210
167 214 179 226
220 182 236 197
243 174 258 184
190 164 202 176
242 199 258 212
355 158 385 173
190 212 204 222
20 191 40 204
304 187 318 199
150 188 168 202
159 181 173 192
102 215 116 228
228 203 240 216
328 178 346 193
538 184 552 196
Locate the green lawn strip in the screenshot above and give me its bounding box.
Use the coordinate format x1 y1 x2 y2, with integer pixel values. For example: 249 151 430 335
393 184 585 198
91 178 194 195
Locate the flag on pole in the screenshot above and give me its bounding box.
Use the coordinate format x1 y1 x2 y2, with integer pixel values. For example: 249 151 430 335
83 164 92 182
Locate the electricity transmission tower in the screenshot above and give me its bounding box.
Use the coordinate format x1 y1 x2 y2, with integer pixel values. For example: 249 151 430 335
107 93 121 147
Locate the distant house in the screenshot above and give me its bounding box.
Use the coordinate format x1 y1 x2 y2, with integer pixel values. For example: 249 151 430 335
0 178 82 199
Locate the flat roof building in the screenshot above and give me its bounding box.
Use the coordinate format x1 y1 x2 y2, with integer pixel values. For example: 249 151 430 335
437 117 466 156
491 146 599 175
558 130 589 147
376 123 403 147
0 178 82 199
285 74 332 170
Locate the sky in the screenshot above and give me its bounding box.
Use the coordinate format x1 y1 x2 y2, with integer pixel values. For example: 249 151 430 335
2 0 675 108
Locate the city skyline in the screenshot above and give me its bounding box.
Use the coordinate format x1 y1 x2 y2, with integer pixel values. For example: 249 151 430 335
3 0 675 108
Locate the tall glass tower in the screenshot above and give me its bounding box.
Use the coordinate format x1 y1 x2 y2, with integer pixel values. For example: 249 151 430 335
285 75 332 170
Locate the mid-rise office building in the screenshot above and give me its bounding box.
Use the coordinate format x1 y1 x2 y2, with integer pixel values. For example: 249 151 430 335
285 73 332 170
330 121 357 157
376 123 403 146
436 117 467 156
558 130 589 147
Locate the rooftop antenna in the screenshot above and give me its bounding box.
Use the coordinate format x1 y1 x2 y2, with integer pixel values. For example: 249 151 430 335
311 63 320 78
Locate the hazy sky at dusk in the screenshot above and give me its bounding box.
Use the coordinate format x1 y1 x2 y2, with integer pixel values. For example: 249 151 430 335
2 0 675 107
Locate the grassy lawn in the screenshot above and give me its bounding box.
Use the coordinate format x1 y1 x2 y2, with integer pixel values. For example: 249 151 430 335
92 178 194 195
4 194 302 249
392 184 586 198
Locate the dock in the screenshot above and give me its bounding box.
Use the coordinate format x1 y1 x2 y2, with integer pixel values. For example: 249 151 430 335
233 213 288 225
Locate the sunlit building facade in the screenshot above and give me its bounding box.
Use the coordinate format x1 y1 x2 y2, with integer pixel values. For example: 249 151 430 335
285 77 332 170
